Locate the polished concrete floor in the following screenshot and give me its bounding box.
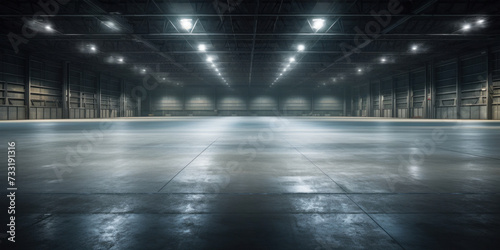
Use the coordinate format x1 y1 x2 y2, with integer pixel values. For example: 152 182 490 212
1 117 500 249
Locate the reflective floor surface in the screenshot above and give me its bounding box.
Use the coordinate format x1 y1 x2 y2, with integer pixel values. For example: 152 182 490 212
1 117 500 249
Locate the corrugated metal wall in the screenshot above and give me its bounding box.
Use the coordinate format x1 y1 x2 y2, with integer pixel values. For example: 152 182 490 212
0 49 139 120
493 51 500 120
350 49 499 120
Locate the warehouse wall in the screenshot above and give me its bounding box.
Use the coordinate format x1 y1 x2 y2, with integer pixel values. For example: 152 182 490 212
0 48 139 120
349 48 500 120
150 86 345 116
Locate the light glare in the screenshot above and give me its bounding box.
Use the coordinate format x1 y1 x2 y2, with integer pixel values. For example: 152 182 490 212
312 18 325 30
180 19 193 30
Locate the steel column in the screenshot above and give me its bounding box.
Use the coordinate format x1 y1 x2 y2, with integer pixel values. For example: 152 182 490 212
62 61 70 119
24 55 31 119
97 73 101 118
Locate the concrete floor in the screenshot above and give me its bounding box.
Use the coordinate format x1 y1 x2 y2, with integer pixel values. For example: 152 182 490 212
1 117 500 249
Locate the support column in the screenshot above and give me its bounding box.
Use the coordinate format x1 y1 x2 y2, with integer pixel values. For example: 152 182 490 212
407 71 412 118
62 61 70 119
487 48 493 120
424 64 428 118
97 73 101 118
456 59 462 119
311 90 314 114
120 79 125 117
24 55 31 119
392 77 396 118
4 82 9 107
367 81 371 117
430 62 436 119
137 97 142 117
379 81 383 117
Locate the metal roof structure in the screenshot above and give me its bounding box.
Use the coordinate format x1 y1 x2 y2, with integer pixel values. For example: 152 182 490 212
1 0 499 88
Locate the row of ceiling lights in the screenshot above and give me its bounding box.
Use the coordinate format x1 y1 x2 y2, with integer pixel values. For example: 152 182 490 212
38 16 488 88
270 44 305 87
198 44 230 87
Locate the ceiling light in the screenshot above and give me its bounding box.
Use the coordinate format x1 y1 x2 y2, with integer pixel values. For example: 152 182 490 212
206 56 213 62
162 78 166 80
215 68 219 71
103 21 118 30
218 73 221 75
412 45 418 51
477 19 485 24
358 68 362 72
283 68 287 72
381 58 386 63
312 18 325 30
180 19 193 30
280 73 283 76
198 44 206 51
462 24 471 30
45 25 52 31
89 45 96 51
211 64 215 67
117 57 124 63
141 68 146 73
289 57 295 62
322 83 326 85
298 44 305 52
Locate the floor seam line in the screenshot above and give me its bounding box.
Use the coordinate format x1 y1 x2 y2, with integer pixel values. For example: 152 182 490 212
157 137 219 192
286 140 406 250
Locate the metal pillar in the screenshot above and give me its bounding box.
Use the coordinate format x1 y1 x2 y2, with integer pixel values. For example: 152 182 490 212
392 77 396 118
423 64 428 119
487 48 493 120
456 59 462 119
367 81 371 117
430 62 436 119
62 61 70 119
407 71 412 118
24 55 31 119
120 79 125 117
97 73 102 118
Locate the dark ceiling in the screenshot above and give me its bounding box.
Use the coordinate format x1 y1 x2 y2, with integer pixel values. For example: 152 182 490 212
1 0 500 88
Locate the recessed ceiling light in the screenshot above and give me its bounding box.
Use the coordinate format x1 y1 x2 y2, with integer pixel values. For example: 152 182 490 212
206 56 213 62
463 24 471 30
89 45 96 51
298 44 305 52
289 57 295 62
45 25 53 31
215 68 219 71
312 18 325 30
412 45 418 51
280 73 283 76
218 73 221 75
117 57 124 63
477 19 485 24
211 64 215 67
180 19 193 30
381 58 386 63
198 44 206 51
141 68 146 73
162 77 166 80
283 68 287 72
358 68 362 72
103 21 118 30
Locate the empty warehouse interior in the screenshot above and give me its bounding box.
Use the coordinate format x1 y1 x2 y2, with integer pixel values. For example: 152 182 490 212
1 0 500 249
